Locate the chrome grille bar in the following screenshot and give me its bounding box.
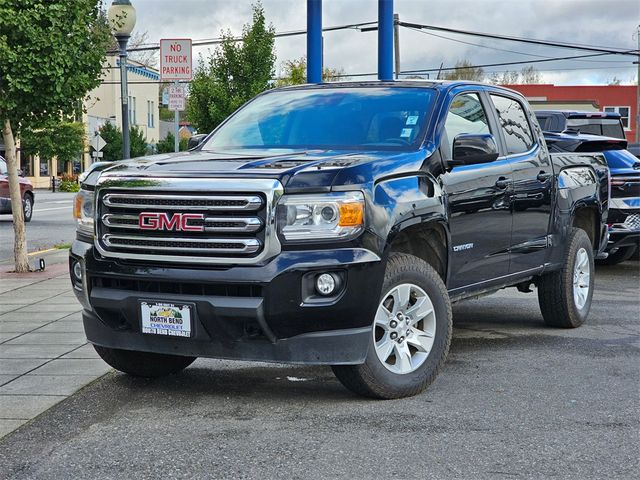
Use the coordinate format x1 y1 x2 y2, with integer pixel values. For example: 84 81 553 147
103 193 263 211
102 235 261 254
102 214 264 233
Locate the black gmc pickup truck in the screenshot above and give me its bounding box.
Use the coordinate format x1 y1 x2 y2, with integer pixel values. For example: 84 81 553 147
71 81 609 399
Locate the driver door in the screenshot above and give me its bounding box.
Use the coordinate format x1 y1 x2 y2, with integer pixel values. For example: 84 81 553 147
439 91 513 291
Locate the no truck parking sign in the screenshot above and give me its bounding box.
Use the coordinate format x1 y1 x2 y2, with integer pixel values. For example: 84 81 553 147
160 39 192 82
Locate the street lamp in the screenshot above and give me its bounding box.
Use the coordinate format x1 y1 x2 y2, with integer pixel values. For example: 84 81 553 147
107 0 137 159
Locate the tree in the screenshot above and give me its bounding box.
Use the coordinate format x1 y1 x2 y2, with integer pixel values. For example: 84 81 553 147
99 122 123 162
187 2 276 134
0 0 111 272
490 66 542 85
275 57 347 86
442 60 485 82
156 132 188 154
21 122 86 173
98 122 148 160
608 76 622 86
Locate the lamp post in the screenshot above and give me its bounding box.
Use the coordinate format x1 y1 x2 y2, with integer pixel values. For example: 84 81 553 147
107 0 137 159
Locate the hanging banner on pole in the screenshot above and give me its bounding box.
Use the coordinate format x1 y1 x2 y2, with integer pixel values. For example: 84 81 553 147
168 84 185 112
160 39 193 82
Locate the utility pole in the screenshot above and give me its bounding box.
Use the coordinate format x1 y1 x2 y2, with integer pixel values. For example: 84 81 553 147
394 13 400 79
635 24 639 143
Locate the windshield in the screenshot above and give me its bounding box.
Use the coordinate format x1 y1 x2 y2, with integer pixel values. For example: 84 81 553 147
566 118 625 139
202 87 437 151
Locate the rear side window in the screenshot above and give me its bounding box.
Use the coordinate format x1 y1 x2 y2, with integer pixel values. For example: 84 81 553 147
0 159 7 175
443 93 491 158
490 95 535 155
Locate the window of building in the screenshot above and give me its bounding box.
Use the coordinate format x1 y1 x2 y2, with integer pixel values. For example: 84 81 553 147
490 95 535 155
604 106 630 130
132 96 137 125
442 92 491 159
151 101 155 128
147 100 155 128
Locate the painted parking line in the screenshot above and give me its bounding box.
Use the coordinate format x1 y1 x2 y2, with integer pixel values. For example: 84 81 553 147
33 206 72 212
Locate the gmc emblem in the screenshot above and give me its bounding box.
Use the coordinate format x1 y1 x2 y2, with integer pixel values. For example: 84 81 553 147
139 212 205 232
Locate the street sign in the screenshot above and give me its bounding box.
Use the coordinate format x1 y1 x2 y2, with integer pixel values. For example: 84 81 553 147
168 85 185 112
160 39 192 82
162 89 169 105
90 134 106 152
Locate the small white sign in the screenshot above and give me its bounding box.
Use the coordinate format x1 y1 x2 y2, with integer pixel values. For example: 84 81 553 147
160 39 192 82
90 134 106 152
168 85 186 112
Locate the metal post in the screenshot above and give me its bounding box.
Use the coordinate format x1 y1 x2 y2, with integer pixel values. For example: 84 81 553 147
117 36 131 159
635 25 639 143
393 13 400 79
378 0 394 81
306 0 322 83
174 81 180 152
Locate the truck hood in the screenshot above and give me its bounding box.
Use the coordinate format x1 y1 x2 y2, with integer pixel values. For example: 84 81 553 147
94 148 426 190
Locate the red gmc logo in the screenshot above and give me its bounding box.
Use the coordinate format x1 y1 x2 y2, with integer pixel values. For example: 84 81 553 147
139 212 205 232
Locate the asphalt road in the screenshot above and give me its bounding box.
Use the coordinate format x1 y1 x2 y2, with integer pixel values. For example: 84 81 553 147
0 260 638 479
0 191 76 262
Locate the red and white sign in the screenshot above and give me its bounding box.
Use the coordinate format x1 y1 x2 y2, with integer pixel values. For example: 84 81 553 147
168 85 185 112
160 38 192 82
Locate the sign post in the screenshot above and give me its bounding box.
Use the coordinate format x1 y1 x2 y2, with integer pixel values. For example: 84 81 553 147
160 39 192 152
90 133 106 162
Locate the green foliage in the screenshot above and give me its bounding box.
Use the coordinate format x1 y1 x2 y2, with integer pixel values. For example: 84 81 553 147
130 125 148 158
59 180 80 192
159 106 174 122
21 122 85 164
99 122 123 161
442 60 485 82
275 57 347 87
156 132 188 154
98 123 149 160
0 0 112 132
187 2 276 133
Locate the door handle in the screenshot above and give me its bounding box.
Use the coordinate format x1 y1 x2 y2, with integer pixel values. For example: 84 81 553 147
495 177 509 190
537 171 551 182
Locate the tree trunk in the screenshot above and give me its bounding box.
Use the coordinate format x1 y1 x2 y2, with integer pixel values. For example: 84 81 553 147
3 119 30 272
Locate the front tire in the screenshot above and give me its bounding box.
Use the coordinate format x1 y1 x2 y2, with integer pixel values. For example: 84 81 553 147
94 345 196 378
538 228 594 328
23 194 33 222
332 253 452 399
596 245 636 265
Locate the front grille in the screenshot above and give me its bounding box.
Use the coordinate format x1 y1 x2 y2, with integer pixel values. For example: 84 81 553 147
622 214 640 230
95 179 282 265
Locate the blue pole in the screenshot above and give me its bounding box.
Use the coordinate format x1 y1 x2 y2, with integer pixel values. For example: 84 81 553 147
378 0 394 81
306 0 322 83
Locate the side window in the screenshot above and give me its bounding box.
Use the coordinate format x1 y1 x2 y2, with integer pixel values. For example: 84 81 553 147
490 95 535 155
443 93 491 158
0 159 7 175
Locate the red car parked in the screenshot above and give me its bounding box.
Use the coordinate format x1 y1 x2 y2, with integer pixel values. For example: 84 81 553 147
0 156 35 222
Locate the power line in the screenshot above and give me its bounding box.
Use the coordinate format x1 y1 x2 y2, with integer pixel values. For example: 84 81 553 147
399 21 638 56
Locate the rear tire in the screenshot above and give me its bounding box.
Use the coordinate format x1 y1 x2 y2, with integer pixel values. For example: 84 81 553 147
538 228 594 328
332 253 452 399
596 245 636 265
94 345 196 378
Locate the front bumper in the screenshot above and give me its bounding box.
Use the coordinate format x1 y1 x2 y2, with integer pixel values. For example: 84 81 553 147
70 239 384 365
606 203 640 252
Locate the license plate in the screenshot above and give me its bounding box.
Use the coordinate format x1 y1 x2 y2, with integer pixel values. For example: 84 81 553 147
140 301 192 337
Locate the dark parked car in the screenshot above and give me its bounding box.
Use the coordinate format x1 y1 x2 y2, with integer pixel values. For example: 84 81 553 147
71 81 609 399
0 157 35 222
539 112 640 264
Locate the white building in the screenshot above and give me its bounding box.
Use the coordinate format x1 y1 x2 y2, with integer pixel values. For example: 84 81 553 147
22 56 160 188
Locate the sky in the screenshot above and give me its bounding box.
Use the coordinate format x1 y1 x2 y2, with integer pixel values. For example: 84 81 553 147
129 0 640 85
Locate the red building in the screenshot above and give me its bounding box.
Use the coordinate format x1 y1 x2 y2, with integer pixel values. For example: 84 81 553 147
505 84 637 142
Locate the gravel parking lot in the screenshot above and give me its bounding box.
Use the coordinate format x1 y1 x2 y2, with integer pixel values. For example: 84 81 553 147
0 261 638 480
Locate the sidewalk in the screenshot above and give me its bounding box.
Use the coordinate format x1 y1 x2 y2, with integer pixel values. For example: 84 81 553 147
0 250 111 438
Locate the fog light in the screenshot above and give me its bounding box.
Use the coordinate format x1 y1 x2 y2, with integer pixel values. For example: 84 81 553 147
72 261 83 282
316 273 336 296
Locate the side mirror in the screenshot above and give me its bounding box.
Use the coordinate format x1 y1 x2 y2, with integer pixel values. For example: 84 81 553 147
449 133 499 168
188 134 207 150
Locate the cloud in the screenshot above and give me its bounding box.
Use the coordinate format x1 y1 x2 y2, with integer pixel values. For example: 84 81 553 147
130 0 639 84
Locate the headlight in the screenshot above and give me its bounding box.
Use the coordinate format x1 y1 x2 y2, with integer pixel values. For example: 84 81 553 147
73 189 95 237
277 191 365 242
